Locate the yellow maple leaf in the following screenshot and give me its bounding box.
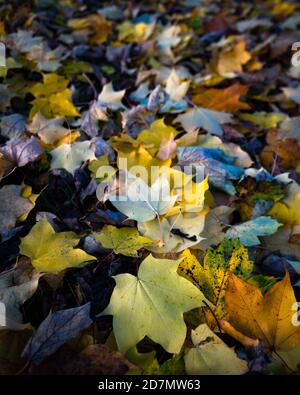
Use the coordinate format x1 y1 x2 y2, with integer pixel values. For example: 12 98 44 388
268 179 300 226
137 119 179 156
94 225 153 257
28 73 79 119
20 217 96 273
217 40 251 76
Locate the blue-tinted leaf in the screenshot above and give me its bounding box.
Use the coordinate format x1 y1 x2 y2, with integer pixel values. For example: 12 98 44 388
22 303 92 365
226 216 281 246
177 146 244 195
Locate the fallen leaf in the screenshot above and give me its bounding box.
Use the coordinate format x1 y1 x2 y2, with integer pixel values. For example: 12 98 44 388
192 83 250 112
0 184 36 237
217 40 251 76
29 344 136 375
165 69 190 102
0 136 43 167
175 107 233 136
94 225 153 257
198 239 253 320
99 254 207 354
108 171 177 222
177 146 244 195
20 217 96 273
226 216 281 246
225 273 300 352
22 303 92 364
0 266 41 330
184 324 248 375
27 112 71 144
97 82 126 111
50 141 96 176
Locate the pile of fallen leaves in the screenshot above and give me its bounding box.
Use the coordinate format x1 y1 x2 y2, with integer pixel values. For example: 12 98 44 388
1 0 300 375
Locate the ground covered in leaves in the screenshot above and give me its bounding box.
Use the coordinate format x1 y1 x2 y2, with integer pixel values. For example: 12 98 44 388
1 0 300 375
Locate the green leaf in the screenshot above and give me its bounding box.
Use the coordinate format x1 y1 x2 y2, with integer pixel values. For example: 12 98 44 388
198 239 253 319
100 254 207 354
94 225 153 257
184 324 248 375
20 217 96 273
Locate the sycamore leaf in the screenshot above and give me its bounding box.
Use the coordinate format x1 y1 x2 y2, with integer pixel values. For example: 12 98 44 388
0 267 41 330
100 254 207 354
260 129 300 170
198 239 253 320
94 225 153 257
0 184 35 238
0 136 43 167
225 273 300 352
157 25 181 58
22 303 92 365
217 40 251 76
50 141 96 176
9 30 43 53
177 146 244 195
278 116 300 143
68 13 111 45
0 113 26 141
138 211 206 253
19 217 96 273
29 344 137 375
116 145 171 182
97 82 126 111
137 118 179 156
156 133 177 161
196 134 253 168
174 107 233 137
108 171 177 222
268 178 300 226
118 20 155 43
184 324 248 375
226 216 281 246
262 225 300 261
282 86 300 104
28 73 79 119
165 69 190 102
192 83 250 112
27 112 71 144
178 249 203 287
239 112 286 130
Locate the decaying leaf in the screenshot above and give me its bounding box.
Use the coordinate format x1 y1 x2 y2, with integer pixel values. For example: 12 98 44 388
198 239 253 319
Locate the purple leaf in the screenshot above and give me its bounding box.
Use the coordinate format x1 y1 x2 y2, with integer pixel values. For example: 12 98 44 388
22 303 92 365
0 136 44 167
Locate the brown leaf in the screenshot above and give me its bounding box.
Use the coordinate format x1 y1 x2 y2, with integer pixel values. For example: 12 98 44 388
29 344 137 375
192 83 250 112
